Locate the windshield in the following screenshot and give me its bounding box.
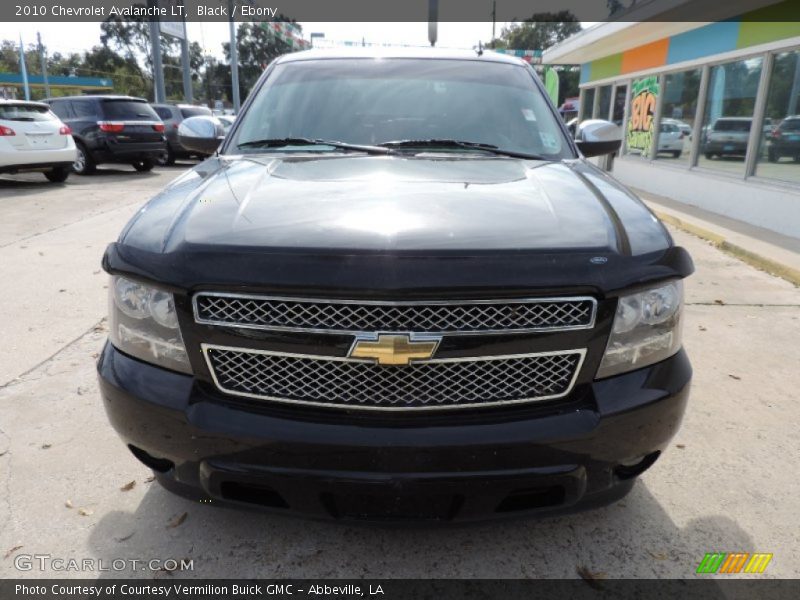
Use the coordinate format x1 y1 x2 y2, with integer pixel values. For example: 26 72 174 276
102 100 159 121
180 106 212 118
714 119 751 132
0 104 56 122
229 58 572 159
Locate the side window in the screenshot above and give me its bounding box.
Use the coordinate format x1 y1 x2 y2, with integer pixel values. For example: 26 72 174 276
154 107 172 120
71 100 96 119
49 101 73 119
698 56 762 175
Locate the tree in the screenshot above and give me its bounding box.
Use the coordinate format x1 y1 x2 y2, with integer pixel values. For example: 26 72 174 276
0 40 39 75
486 12 582 106
198 55 233 106
100 13 187 99
74 45 147 97
556 66 581 107
222 21 300 102
101 15 179 72
488 11 582 52
607 0 626 18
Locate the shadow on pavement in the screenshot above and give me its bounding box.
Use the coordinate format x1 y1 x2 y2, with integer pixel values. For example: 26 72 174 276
0 176 60 194
0 167 181 199
88 476 754 579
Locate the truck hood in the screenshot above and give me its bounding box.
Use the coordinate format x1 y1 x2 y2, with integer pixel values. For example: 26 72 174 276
108 154 692 295
121 154 669 255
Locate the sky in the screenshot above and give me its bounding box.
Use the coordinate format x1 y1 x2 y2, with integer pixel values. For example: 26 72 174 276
4 21 505 61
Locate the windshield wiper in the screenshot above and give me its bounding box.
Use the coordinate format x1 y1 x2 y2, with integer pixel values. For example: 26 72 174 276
236 137 392 155
379 139 545 160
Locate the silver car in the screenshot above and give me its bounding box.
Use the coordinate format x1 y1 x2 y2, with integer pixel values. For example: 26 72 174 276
151 103 213 165
658 120 685 157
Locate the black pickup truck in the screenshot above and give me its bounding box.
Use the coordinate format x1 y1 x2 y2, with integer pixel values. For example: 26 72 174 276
98 49 693 522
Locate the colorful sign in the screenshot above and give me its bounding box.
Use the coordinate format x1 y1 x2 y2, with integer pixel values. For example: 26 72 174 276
544 67 559 105
626 76 659 156
579 1 800 84
491 49 542 64
696 552 773 574
260 22 310 50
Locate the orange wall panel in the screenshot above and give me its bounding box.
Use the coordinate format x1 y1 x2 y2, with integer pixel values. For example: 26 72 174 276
621 38 670 74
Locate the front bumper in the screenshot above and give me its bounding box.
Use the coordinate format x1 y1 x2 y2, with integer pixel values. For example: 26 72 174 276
98 343 691 523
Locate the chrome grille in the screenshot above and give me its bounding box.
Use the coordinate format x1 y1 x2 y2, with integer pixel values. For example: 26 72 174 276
203 345 585 411
194 294 596 334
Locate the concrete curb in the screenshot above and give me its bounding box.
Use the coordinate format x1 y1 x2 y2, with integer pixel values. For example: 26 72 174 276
653 211 800 287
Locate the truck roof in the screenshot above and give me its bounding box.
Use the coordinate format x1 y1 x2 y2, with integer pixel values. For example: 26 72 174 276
276 47 527 66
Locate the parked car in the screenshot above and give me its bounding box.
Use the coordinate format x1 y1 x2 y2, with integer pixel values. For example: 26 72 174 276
0 99 76 182
663 118 692 139
657 120 685 157
702 117 752 159
151 103 213 165
98 49 693 522
47 95 166 175
217 114 236 135
767 115 800 162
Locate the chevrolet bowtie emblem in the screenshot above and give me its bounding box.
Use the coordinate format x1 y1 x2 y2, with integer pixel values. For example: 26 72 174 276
349 334 440 366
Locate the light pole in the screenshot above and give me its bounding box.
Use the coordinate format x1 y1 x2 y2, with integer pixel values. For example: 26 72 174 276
204 54 214 109
428 0 438 47
148 0 166 103
228 0 241 112
180 19 192 103
37 32 50 99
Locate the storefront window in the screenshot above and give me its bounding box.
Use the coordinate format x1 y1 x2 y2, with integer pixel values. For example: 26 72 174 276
756 50 800 183
656 69 701 164
612 84 627 126
596 85 611 119
625 75 659 159
698 57 763 175
580 88 595 121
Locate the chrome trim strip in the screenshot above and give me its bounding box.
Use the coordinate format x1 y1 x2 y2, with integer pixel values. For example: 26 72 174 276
192 293 598 336
97 120 163 126
201 343 587 412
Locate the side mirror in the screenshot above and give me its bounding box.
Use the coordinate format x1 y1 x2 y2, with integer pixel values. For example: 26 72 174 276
178 116 225 155
575 119 622 158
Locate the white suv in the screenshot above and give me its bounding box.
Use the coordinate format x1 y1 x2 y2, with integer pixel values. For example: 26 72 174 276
0 99 77 182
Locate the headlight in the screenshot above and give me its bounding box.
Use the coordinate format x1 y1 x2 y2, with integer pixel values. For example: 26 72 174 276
108 276 192 374
596 280 683 379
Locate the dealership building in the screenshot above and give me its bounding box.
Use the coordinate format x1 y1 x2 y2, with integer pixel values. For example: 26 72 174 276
544 1 800 239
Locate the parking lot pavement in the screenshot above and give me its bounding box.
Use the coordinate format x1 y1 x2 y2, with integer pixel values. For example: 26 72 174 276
1 169 799 579
0 165 190 387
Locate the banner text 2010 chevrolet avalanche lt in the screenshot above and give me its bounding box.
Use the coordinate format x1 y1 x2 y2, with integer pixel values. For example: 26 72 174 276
98 49 692 522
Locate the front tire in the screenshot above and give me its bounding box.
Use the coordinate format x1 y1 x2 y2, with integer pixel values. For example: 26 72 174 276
72 142 96 175
671 150 681 158
767 148 778 162
44 166 70 183
704 152 714 160
132 159 154 172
